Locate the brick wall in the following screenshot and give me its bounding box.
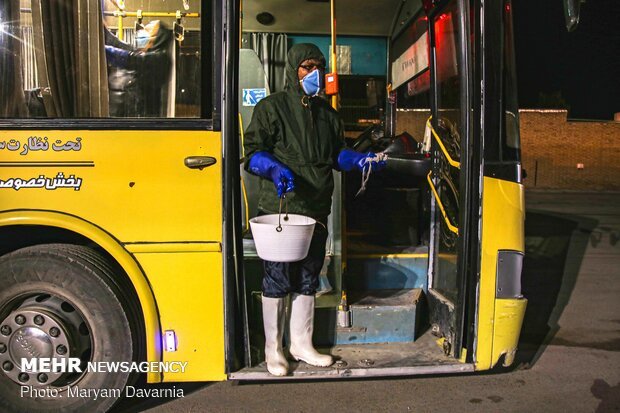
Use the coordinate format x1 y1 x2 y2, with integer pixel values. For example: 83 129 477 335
395 109 620 190
395 109 431 138
520 110 620 190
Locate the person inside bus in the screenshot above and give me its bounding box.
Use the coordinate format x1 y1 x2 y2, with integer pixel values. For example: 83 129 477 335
244 43 387 376
104 20 172 117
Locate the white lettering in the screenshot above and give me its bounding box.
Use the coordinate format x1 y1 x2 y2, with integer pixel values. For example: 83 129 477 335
81 360 189 373
20 359 37 372
20 358 82 373
67 385 79 398
67 357 81 372
20 386 60 398
66 386 121 400
124 385 184 398
39 359 50 371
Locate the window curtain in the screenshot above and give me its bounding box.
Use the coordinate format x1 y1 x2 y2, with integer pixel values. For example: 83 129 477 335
21 26 38 91
247 32 287 93
166 38 177 117
31 0 108 117
0 0 27 117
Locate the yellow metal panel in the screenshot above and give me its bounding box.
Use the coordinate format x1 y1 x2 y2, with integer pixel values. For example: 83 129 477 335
0 210 163 383
476 177 524 370
132 251 226 382
0 129 224 382
0 130 222 243
491 298 527 367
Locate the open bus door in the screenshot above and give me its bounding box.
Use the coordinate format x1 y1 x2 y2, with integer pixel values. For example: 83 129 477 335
424 0 475 360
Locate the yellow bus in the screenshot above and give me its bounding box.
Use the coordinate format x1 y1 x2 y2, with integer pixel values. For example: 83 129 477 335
0 0 527 411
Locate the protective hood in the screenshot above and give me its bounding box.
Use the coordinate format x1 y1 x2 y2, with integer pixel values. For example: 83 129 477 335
284 43 326 95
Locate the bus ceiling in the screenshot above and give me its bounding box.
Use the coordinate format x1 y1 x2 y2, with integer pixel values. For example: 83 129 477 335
242 0 414 37
244 0 584 35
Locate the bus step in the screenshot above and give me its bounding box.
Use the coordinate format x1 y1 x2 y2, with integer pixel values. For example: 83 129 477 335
315 288 423 346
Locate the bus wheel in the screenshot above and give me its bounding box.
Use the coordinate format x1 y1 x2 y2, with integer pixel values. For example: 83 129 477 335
0 244 135 413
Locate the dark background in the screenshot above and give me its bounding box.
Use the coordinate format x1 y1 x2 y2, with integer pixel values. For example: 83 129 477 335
513 0 620 120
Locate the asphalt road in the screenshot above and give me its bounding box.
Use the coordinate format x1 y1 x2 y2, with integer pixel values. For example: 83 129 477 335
115 191 620 413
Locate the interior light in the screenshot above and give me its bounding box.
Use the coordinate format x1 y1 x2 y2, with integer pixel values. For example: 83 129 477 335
256 12 275 26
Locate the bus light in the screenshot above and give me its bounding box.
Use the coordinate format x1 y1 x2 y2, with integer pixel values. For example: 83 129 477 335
164 330 178 352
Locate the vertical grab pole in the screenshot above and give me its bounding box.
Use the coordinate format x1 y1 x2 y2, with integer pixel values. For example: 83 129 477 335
117 10 124 41
330 0 337 110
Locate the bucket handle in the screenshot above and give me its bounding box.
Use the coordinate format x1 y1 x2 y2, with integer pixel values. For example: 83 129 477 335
276 195 289 232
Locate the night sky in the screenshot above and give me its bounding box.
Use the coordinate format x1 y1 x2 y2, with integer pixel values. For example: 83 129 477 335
512 0 620 120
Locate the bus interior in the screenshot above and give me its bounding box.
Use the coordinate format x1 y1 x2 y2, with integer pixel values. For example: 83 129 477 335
237 0 473 378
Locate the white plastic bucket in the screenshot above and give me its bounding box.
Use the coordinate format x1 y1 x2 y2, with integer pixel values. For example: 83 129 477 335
249 214 316 262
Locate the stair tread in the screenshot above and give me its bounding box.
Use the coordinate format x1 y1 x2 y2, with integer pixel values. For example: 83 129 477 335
350 288 422 307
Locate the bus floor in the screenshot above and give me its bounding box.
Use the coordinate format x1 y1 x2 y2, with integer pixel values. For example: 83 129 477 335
229 329 472 380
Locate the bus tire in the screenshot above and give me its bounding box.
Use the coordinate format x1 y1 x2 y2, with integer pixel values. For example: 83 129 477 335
0 244 135 413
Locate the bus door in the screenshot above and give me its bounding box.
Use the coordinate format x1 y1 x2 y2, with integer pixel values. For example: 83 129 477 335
426 0 476 359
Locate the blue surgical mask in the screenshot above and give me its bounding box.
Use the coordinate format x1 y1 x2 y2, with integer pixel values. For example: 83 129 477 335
136 30 151 49
299 69 323 97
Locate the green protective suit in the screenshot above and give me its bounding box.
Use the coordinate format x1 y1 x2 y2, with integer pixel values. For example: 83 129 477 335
244 43 345 219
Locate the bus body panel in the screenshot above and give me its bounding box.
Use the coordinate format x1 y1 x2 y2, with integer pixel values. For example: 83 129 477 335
131 250 226 382
492 297 527 367
476 177 526 370
0 130 222 242
0 129 225 382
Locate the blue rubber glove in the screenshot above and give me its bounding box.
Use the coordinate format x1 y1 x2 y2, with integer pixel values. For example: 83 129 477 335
248 151 295 197
337 149 387 172
105 45 131 68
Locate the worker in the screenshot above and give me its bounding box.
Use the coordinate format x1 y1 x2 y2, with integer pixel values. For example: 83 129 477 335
104 20 172 117
244 43 386 376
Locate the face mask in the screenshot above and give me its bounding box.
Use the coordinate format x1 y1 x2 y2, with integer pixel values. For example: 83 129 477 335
299 69 323 97
136 30 151 49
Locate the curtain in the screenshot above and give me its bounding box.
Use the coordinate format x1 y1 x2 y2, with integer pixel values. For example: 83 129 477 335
75 0 109 117
31 0 108 117
166 38 177 117
248 32 287 93
21 26 38 91
0 0 27 117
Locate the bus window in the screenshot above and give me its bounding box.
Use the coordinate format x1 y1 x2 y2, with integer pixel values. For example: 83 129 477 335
0 1 27 117
395 12 431 109
483 0 521 181
435 3 462 163
0 0 206 119
502 1 521 162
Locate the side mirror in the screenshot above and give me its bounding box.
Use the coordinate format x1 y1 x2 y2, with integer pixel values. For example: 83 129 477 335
563 0 584 32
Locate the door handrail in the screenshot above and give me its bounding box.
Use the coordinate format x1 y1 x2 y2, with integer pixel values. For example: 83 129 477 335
427 171 459 235
427 117 461 169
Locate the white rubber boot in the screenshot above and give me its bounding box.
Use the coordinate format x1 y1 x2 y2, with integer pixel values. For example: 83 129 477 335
262 295 289 376
288 293 334 367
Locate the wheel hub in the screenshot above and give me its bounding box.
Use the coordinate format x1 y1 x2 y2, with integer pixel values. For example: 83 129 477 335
0 295 89 387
